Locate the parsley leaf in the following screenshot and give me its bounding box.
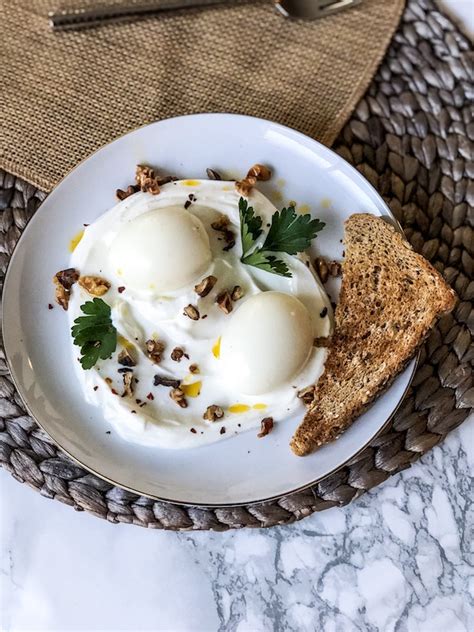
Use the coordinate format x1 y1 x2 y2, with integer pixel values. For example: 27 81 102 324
239 197 262 256
262 206 326 254
71 298 117 370
237 197 325 278
241 251 291 277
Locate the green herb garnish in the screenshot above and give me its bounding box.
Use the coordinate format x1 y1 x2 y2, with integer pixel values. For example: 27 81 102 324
239 197 325 277
71 298 117 370
239 197 263 254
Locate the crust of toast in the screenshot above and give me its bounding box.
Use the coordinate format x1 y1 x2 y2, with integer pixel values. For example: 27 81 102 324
290 214 456 457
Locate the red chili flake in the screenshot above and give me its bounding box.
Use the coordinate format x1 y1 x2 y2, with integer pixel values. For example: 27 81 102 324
93 386 99 391
146 392 154 401
111 388 118 395
118 286 126 294
190 427 197 434
48 304 54 310
220 426 226 435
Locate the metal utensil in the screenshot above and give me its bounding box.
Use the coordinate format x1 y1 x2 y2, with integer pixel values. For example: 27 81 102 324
49 0 361 31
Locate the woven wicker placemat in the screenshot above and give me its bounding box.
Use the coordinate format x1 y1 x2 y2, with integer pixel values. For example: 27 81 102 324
0 0 472 530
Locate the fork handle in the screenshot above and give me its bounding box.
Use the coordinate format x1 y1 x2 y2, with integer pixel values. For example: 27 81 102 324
49 0 236 30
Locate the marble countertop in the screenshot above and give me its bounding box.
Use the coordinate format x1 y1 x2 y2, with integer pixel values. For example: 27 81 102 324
1 2 473 630
1 415 472 631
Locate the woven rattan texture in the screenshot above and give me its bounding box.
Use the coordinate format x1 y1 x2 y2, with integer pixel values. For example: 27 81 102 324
0 0 472 530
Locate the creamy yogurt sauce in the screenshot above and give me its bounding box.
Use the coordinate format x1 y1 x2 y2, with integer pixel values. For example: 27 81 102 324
68 180 332 448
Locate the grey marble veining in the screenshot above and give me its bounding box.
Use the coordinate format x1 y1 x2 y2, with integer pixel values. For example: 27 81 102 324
1 416 472 631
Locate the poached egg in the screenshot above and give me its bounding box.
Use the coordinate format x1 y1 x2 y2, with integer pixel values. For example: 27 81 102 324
68 179 332 448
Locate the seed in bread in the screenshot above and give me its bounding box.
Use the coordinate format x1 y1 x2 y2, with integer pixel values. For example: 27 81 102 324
290 213 456 457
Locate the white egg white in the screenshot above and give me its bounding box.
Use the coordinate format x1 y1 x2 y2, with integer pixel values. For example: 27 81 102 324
68 180 333 448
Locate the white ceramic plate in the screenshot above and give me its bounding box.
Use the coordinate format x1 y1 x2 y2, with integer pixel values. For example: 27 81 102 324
3 114 416 506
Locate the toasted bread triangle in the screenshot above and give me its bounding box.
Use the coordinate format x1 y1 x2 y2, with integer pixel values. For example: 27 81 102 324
290 213 456 457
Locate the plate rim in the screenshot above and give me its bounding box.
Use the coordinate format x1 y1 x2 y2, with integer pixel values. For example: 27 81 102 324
2 112 418 508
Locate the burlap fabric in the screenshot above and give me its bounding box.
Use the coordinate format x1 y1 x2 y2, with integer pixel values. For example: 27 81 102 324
0 0 404 190
0 0 472 529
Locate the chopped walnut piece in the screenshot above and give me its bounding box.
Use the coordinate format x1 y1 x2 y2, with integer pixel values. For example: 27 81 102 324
297 385 315 408
314 257 329 284
314 257 342 283
53 268 79 310
194 275 217 298
216 291 233 314
156 175 178 186
314 336 331 348
53 279 69 310
189 363 199 374
231 285 244 301
122 371 134 398
236 163 272 196
329 260 342 277
183 304 200 320
247 164 272 181
118 348 136 367
78 275 111 297
257 417 274 438
154 375 181 388
55 268 79 289
170 387 188 408
211 214 230 231
211 215 235 251
203 405 224 421
135 164 161 195
116 185 139 200
146 339 165 363
206 168 222 180
170 347 185 362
